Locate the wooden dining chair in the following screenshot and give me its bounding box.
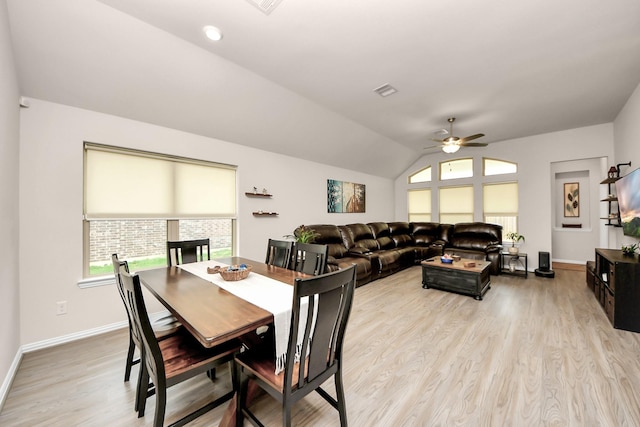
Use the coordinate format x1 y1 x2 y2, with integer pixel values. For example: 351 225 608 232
111 254 181 385
265 239 294 269
119 267 242 427
167 238 210 266
292 242 328 276
234 264 357 427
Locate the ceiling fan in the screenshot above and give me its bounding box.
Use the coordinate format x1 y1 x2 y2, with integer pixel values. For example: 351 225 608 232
427 117 487 153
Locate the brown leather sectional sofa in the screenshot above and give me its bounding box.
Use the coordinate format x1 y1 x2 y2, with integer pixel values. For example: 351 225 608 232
304 222 503 286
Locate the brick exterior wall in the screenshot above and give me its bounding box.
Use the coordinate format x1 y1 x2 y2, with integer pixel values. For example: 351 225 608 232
90 219 232 262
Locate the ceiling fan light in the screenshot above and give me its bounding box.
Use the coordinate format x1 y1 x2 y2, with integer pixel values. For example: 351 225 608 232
442 144 460 154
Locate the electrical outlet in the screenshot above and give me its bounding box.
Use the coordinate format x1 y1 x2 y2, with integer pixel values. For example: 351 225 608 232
56 300 67 315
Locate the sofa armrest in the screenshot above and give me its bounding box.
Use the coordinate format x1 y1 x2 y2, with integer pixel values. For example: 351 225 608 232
327 255 339 266
486 244 502 254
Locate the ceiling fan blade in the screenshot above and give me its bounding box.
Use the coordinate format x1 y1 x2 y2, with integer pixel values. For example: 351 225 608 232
423 144 441 150
459 142 488 147
430 137 445 143
458 133 485 143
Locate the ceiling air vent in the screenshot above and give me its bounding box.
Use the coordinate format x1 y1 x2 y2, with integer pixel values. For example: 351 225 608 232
246 0 285 14
373 83 398 97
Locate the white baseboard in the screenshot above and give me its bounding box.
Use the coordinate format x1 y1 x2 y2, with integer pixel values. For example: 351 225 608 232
0 310 171 412
0 350 23 412
21 320 128 353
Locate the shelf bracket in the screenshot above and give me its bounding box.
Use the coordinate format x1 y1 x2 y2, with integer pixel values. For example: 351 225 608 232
616 161 631 176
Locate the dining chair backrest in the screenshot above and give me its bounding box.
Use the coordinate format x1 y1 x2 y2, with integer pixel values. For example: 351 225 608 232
234 264 357 427
167 238 210 266
287 264 356 392
120 268 239 426
112 254 143 381
119 266 164 383
265 239 294 269
292 242 328 276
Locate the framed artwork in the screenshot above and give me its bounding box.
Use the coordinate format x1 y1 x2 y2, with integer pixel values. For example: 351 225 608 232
564 182 579 217
327 180 365 213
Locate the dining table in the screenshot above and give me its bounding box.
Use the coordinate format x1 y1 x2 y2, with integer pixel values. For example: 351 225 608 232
136 256 309 427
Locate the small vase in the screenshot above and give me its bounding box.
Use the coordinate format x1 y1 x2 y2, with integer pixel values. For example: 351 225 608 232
508 246 519 255
509 259 516 272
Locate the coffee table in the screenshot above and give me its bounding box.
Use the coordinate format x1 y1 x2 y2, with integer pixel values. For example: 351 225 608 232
421 257 491 300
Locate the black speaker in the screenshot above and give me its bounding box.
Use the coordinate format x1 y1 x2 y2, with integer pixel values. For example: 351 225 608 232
535 251 555 278
539 251 550 271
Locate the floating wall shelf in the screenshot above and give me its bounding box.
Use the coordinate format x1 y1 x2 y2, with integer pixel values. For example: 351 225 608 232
245 192 272 198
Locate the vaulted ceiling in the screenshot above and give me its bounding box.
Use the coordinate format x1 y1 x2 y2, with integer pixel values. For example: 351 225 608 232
7 0 640 178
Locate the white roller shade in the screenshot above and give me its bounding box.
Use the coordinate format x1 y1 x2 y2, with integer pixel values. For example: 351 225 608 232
408 189 431 213
483 182 518 214
440 186 474 214
84 143 236 219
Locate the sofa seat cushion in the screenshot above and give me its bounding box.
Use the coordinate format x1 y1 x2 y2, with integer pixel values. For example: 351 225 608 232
331 256 371 287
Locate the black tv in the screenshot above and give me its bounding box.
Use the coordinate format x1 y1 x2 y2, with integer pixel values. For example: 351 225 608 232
615 167 640 238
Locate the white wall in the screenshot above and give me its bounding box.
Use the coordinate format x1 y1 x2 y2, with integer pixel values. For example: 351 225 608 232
614 81 640 248
550 158 605 263
0 0 21 403
395 124 615 269
18 99 394 345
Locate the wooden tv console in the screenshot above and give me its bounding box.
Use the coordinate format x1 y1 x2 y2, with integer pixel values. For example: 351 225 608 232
591 248 640 332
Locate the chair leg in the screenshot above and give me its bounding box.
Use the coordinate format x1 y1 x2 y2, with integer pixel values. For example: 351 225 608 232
124 336 136 382
207 367 216 380
283 400 292 427
236 366 246 427
334 371 348 427
153 385 167 427
137 366 149 417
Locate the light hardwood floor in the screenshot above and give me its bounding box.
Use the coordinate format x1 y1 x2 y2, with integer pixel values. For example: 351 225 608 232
2 267 640 426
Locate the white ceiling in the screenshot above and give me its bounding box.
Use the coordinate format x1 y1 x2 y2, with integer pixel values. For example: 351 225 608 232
6 0 640 178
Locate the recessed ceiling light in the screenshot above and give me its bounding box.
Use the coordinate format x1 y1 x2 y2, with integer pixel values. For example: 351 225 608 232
203 25 223 41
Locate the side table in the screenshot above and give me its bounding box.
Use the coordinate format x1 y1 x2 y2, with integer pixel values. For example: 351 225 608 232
500 252 528 278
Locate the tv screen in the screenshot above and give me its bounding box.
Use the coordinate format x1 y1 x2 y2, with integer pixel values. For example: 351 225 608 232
615 167 640 238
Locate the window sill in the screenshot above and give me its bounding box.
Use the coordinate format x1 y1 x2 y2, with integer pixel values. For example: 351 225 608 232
78 275 115 289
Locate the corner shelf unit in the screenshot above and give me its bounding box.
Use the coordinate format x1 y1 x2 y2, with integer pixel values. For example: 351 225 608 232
600 176 621 227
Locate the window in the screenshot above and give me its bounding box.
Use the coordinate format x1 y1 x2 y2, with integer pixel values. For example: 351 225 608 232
483 158 517 176
440 158 473 180
409 166 432 183
83 143 236 277
483 182 518 237
439 186 473 223
408 189 431 221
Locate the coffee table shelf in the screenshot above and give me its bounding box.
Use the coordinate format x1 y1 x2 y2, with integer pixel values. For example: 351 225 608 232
421 257 491 300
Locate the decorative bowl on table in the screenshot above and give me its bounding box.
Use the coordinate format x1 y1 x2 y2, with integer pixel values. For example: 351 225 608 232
440 256 453 264
207 264 252 281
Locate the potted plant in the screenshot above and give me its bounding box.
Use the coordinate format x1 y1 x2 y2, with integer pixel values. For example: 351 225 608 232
621 243 638 256
506 231 525 255
286 225 320 243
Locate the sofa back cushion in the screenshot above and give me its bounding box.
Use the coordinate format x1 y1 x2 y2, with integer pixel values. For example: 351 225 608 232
367 222 394 250
450 222 502 251
410 222 440 246
388 221 415 248
306 224 347 258
342 223 379 252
